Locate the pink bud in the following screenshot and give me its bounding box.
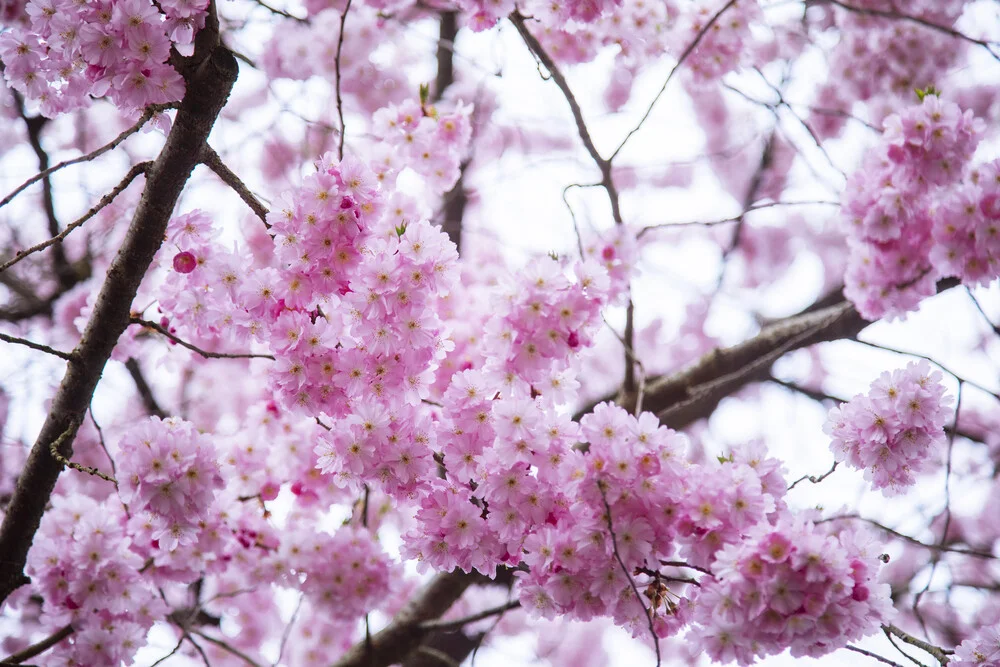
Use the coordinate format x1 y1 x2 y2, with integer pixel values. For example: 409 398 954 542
567 331 580 348
173 251 197 273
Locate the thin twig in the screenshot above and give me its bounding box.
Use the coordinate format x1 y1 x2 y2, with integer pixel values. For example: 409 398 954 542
0 161 151 275
273 593 303 667
189 629 262 667
88 406 117 479
48 416 116 484
510 12 622 225
787 461 838 490
149 635 186 667
966 287 1000 337
844 644 906 667
882 627 929 667
184 632 214 667
0 105 171 213
418 601 521 632
819 515 995 560
200 146 270 226
335 0 353 161
0 331 74 361
597 484 660 667
852 339 1000 402
250 0 306 21
612 0 739 161
638 200 840 237
130 318 275 360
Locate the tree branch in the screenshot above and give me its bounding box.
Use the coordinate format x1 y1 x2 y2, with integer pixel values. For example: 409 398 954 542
0 624 73 665
817 0 1000 61
0 26 238 606
511 12 621 225
0 331 74 361
417 600 520 632
131 318 275 360
125 357 169 418
0 162 151 275
0 104 172 214
200 145 269 226
330 571 476 667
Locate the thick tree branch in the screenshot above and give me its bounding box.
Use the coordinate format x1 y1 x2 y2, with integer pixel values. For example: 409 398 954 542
0 29 238 606
331 571 476 667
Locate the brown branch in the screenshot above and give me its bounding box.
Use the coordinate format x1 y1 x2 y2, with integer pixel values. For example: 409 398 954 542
882 625 952 665
511 12 621 225
0 624 73 665
0 331 74 361
335 0 353 161
598 484 660 666
131 318 275 360
200 145 270 226
434 10 465 252
0 162 151 275
0 104 172 214
417 601 520 632
125 357 169 419
611 0 739 161
331 571 476 667
0 17 238 606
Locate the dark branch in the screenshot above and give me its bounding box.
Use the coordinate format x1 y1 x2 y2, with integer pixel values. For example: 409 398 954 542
0 162 151 275
200 145 270 226
0 19 238 605
0 331 74 361
131 318 275 360
125 357 169 419
0 624 73 665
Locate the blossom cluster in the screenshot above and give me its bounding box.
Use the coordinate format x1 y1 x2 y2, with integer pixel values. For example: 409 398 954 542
951 626 1000 667
515 408 787 635
581 225 640 303
842 95 989 319
25 494 166 666
675 0 760 83
810 0 968 137
261 5 410 115
691 516 895 665
824 360 952 495
278 525 397 620
117 416 225 551
0 0 205 116
371 97 473 193
481 257 608 391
